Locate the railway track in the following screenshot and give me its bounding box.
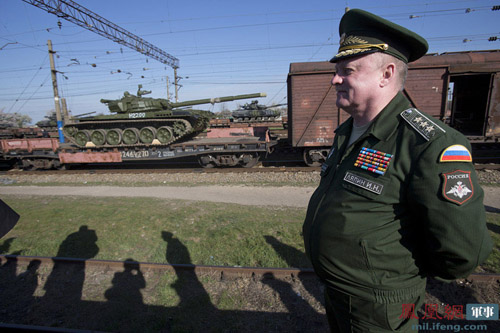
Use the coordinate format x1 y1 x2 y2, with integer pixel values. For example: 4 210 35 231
1 165 321 175
2 162 499 176
0 255 316 279
1 255 498 282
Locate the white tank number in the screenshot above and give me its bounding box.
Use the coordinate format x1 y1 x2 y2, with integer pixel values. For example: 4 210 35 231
129 113 146 119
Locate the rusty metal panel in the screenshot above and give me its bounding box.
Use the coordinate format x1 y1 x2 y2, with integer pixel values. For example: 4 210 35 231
59 151 122 163
206 127 254 138
486 73 500 138
404 67 448 119
410 50 500 69
1 138 59 153
289 61 336 74
288 61 345 148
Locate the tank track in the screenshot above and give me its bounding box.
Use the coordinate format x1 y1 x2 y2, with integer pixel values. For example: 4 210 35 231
63 118 194 148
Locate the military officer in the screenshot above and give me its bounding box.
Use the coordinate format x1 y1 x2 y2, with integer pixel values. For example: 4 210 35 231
302 9 493 332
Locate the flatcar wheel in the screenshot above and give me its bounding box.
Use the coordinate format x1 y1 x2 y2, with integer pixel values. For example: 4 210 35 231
157 126 173 143
90 129 107 146
198 155 215 168
122 128 140 145
74 130 90 146
106 128 122 145
240 153 260 168
303 148 322 167
139 126 156 144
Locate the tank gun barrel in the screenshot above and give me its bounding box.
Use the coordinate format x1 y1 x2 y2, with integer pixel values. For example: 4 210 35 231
268 103 287 108
73 111 97 118
172 92 266 108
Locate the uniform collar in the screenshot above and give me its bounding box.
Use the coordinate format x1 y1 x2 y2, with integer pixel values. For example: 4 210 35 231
368 92 411 142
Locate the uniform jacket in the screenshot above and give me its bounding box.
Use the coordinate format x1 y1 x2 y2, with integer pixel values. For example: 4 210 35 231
302 92 492 303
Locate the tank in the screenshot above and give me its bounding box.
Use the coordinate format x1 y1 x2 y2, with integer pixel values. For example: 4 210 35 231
63 85 266 147
231 100 286 122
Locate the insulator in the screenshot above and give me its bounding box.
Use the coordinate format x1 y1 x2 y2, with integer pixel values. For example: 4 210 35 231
489 36 498 42
492 5 500 11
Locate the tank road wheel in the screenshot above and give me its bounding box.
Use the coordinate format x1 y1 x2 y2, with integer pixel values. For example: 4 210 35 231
90 129 107 146
173 122 187 136
74 130 91 146
139 126 157 144
63 126 78 137
122 128 140 145
106 128 122 145
157 126 173 143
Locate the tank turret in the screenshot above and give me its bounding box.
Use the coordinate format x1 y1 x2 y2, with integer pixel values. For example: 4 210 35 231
63 85 266 148
232 100 286 122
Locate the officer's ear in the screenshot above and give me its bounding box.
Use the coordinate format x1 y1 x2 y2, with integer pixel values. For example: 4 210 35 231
380 62 396 88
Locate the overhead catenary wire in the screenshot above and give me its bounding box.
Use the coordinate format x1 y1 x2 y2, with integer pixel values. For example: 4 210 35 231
1 1 498 120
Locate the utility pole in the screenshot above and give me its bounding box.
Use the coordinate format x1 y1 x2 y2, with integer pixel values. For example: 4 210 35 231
174 68 179 102
48 40 64 143
61 97 70 124
166 76 170 100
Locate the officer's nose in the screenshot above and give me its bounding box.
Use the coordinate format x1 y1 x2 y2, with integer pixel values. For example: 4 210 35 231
332 73 342 85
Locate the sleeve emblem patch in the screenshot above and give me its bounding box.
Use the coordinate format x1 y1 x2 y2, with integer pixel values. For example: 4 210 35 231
442 170 474 205
440 144 472 163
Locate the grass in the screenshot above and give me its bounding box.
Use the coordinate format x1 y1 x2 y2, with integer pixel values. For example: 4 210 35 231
1 195 499 273
0 195 310 268
484 212 500 273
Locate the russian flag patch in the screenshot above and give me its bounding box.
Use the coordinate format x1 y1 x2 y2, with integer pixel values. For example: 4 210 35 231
439 144 472 163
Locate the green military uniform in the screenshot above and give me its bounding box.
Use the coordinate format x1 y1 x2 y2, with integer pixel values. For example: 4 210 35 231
303 91 492 331
302 9 493 332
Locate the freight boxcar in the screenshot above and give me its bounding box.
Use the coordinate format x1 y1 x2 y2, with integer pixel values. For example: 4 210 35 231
286 61 348 166
404 50 500 142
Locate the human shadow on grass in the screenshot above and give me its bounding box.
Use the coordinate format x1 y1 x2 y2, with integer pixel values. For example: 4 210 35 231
484 205 500 214
264 235 323 305
161 231 217 327
43 225 99 302
487 222 500 235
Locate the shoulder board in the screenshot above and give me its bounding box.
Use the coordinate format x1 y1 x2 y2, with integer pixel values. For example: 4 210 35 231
400 108 445 141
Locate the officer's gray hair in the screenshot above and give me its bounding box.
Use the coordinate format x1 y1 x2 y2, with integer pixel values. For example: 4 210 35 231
372 53 408 91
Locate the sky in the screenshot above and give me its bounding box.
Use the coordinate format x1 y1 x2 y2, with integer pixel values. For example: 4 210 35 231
0 0 499 124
